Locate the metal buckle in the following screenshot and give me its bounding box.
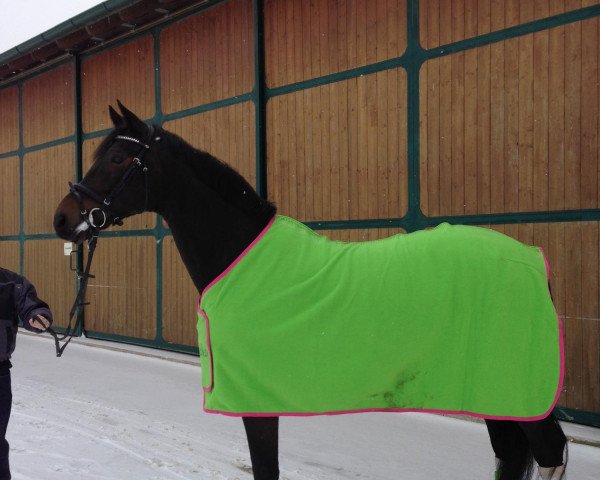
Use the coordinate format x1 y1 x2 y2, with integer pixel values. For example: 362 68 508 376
89 208 107 228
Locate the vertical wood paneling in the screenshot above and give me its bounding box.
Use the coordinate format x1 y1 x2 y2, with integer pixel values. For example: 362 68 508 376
581 15 599 209
23 144 75 234
533 11 550 211
164 102 256 186
162 236 197 347
490 37 505 213
504 36 519 214
82 138 155 231
82 36 155 133
0 87 19 153
24 239 75 329
548 23 566 210
265 0 407 87
160 0 254 114
565 20 582 210
0 157 20 236
0 242 19 274
420 19 600 215
268 68 408 222
83 236 156 339
419 0 600 48
22 64 74 147
518 32 534 213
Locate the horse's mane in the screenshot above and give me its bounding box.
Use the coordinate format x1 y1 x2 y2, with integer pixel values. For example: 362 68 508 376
158 127 276 222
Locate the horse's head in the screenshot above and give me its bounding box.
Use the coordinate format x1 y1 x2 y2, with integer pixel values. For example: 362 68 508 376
54 101 160 244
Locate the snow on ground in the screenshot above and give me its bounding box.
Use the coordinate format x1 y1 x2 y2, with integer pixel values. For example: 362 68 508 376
7 333 600 479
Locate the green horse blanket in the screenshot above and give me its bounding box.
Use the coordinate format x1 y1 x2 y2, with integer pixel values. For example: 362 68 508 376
197 215 563 419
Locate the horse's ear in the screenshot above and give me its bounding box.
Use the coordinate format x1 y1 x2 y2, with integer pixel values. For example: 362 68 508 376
117 100 148 135
109 105 124 127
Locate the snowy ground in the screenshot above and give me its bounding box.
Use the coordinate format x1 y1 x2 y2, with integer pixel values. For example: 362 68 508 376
7 333 600 479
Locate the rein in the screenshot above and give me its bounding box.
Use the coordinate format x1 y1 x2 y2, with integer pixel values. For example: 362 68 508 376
48 127 157 357
46 234 98 357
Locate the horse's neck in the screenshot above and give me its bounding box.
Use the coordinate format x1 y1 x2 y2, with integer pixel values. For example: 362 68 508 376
156 136 274 293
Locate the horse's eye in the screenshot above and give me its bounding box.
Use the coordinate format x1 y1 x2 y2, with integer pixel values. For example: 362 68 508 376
111 154 126 164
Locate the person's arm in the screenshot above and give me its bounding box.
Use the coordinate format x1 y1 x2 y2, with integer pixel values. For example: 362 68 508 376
14 276 53 333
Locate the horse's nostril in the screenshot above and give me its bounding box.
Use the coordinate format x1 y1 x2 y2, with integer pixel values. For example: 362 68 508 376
54 213 66 230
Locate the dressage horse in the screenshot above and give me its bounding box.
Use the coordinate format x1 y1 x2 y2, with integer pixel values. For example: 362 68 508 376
53 102 568 480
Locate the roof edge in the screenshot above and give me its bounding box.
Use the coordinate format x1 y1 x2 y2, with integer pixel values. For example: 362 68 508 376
0 0 135 64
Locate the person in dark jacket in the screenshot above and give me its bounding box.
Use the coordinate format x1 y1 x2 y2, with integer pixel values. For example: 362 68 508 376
0 267 52 480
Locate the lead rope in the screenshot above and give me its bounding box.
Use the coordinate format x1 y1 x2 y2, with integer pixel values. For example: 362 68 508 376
46 233 99 357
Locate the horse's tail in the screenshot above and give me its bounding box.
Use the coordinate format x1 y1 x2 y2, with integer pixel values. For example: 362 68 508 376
495 449 535 480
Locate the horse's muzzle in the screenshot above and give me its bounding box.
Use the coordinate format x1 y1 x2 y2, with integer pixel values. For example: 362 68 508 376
54 196 90 244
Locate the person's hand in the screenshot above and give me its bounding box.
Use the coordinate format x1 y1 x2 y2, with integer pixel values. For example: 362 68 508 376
28 314 50 332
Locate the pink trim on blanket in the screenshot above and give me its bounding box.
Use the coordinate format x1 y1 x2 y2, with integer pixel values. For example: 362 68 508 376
539 247 551 279
198 308 214 393
197 216 276 394
203 403 561 420
537 247 566 422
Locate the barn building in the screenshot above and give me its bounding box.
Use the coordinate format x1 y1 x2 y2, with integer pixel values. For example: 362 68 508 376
0 0 598 427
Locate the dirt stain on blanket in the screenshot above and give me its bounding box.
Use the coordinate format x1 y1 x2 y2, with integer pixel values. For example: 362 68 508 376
372 370 421 409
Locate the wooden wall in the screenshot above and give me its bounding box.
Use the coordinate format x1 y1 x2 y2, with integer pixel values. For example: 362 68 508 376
0 0 598 418
0 87 18 152
420 0 600 49
420 17 600 215
0 156 19 236
160 0 255 113
83 237 157 340
267 69 408 222
81 36 156 132
0 242 20 274
265 0 407 86
22 64 74 146
23 144 75 234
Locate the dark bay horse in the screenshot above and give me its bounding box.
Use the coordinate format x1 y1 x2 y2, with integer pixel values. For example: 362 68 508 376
53 102 567 480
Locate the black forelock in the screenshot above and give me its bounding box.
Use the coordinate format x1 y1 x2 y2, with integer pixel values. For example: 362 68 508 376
93 128 123 162
93 123 156 162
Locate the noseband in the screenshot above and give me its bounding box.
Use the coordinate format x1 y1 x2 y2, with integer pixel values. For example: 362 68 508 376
69 125 157 230
48 127 159 357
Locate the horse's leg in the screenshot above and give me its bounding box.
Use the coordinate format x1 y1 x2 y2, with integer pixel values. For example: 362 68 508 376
518 415 567 480
242 416 279 480
485 419 534 480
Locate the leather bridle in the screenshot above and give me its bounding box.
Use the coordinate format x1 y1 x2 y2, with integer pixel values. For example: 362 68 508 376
48 127 158 357
69 125 156 230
